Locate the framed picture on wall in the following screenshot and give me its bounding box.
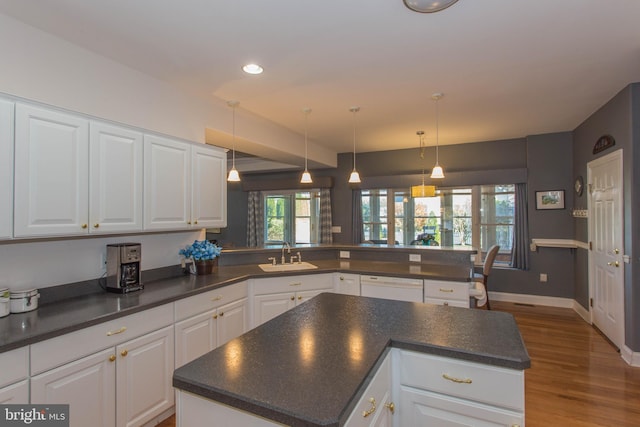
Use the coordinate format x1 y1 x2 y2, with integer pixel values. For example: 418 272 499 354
535 190 565 210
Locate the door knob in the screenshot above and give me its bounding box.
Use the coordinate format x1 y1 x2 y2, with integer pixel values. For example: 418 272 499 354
607 261 620 267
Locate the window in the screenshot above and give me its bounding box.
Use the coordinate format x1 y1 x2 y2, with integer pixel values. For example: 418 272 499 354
264 190 320 244
362 185 516 265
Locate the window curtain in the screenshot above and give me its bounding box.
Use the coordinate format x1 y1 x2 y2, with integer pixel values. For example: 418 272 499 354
320 188 333 244
510 183 530 270
246 191 264 247
352 189 363 244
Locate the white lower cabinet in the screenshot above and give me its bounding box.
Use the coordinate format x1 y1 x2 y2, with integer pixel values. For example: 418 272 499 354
30 304 174 427
344 354 393 427
334 272 360 295
250 274 333 327
394 349 525 427
360 275 423 303
0 346 29 404
424 279 472 308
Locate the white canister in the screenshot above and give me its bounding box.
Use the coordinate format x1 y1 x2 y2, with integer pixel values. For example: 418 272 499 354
0 288 9 317
10 289 40 313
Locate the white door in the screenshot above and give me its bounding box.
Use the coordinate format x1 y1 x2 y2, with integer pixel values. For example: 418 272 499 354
192 144 227 228
116 325 174 427
589 149 624 349
30 348 116 427
253 292 296 327
216 298 248 347
14 103 89 237
0 99 13 239
89 121 143 233
174 310 217 368
143 134 190 230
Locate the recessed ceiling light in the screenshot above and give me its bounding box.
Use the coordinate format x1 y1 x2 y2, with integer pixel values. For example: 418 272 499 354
242 63 263 75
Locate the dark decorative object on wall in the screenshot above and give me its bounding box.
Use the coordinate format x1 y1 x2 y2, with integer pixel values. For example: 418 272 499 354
593 134 615 155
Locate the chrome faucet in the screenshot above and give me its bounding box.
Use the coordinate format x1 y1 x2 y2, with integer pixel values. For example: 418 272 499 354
281 241 291 264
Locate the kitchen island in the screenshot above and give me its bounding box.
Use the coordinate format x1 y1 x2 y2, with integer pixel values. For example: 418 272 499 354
173 293 530 426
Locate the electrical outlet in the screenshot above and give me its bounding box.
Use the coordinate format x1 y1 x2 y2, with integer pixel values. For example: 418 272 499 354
100 253 107 271
340 251 350 259
540 273 548 282
409 254 421 263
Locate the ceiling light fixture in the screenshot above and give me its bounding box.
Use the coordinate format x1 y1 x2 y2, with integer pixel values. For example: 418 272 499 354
226 100 241 182
300 107 313 184
242 63 263 75
403 0 459 13
348 106 361 184
411 131 436 198
430 93 445 179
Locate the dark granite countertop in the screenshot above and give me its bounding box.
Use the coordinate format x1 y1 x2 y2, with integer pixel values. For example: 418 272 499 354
0 259 472 353
173 293 530 427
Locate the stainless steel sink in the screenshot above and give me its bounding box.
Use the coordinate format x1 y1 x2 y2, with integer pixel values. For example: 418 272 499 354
258 262 318 272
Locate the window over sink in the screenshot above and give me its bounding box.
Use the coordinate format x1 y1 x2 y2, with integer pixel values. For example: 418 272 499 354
264 190 320 244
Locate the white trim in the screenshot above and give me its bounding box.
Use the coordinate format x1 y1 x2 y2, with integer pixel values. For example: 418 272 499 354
572 300 591 324
621 346 640 367
529 239 589 251
490 291 574 308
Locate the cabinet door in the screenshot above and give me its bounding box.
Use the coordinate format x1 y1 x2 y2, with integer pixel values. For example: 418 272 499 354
334 273 360 295
253 292 296 327
345 355 392 427
89 121 143 233
398 386 524 427
143 134 190 230
31 348 116 427
0 380 29 404
296 289 329 305
217 298 248 347
191 144 226 228
14 103 89 237
175 310 217 369
0 99 13 240
116 325 174 427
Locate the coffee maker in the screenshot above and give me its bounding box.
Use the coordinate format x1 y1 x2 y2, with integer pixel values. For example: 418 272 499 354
106 243 143 293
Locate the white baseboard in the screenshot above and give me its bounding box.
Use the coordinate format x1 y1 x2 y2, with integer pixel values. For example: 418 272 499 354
490 291 574 308
492 292 640 367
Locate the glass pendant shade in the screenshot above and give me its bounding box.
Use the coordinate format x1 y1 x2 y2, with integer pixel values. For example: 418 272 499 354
300 170 313 183
430 164 445 179
349 170 361 184
403 0 459 13
227 167 240 182
348 106 361 184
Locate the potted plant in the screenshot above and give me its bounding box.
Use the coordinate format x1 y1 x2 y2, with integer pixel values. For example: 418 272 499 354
179 240 222 275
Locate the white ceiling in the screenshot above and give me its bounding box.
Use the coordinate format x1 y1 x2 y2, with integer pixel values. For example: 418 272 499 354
2 0 640 155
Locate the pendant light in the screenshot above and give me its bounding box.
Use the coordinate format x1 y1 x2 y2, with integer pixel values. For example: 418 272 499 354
403 0 459 13
300 108 313 184
430 93 445 179
411 131 436 198
348 106 361 184
226 100 241 182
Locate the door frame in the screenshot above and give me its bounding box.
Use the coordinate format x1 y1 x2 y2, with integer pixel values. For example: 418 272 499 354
587 148 624 347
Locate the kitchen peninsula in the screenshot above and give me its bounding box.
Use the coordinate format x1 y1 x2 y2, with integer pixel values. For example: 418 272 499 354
173 293 530 427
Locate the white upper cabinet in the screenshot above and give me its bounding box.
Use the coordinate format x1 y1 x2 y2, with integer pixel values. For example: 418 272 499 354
14 103 89 237
191 144 227 228
143 134 191 230
89 122 143 233
144 135 227 231
0 99 13 240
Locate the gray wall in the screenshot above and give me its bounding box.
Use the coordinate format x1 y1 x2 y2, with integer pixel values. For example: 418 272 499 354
573 82 639 351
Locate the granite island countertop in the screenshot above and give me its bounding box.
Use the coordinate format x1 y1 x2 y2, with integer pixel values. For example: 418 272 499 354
0 259 473 353
173 293 530 427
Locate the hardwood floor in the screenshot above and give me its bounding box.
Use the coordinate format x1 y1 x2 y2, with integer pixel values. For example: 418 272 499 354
158 301 640 427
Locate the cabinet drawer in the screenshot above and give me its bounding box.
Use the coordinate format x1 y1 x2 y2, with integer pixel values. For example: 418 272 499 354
175 281 248 321
345 354 391 427
398 350 524 411
0 347 28 388
424 298 469 308
424 280 470 301
251 273 333 295
31 303 173 375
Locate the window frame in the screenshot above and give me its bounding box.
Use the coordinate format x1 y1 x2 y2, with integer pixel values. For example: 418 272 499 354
263 190 320 245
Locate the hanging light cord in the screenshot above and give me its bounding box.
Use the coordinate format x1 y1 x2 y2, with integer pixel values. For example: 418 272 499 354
435 98 440 164
304 111 309 171
352 108 357 170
